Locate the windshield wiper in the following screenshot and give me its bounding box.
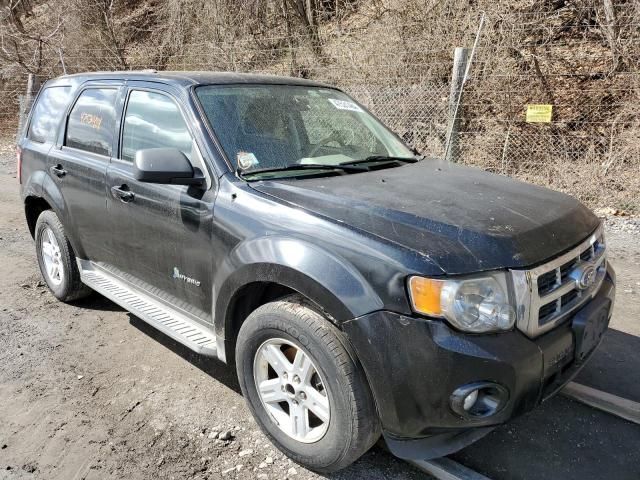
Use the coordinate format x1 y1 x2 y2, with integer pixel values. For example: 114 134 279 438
339 155 419 167
237 163 366 178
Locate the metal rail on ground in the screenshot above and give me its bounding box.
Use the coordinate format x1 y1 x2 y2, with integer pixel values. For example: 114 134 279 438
408 458 493 480
562 381 640 425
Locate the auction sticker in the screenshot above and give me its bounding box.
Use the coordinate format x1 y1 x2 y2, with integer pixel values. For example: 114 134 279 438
328 99 364 112
237 151 259 169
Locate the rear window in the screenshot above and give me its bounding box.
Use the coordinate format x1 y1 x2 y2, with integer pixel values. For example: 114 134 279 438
65 88 118 156
27 86 72 143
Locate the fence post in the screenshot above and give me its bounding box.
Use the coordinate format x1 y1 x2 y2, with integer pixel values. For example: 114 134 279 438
445 47 470 162
25 73 40 106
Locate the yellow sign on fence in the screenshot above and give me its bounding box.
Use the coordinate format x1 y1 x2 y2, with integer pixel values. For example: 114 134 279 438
526 104 553 123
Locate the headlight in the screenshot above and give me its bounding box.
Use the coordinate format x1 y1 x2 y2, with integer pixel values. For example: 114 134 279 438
408 272 516 333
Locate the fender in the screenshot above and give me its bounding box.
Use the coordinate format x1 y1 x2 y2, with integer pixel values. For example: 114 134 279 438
21 168 47 201
34 173 85 258
214 235 384 341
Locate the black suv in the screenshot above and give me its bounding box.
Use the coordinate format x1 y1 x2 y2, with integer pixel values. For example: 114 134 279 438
18 71 615 472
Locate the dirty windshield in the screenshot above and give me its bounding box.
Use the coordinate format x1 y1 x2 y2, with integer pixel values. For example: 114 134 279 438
195 84 415 180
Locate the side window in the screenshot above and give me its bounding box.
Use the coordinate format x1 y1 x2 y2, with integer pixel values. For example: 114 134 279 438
121 90 194 163
27 86 72 143
65 88 118 156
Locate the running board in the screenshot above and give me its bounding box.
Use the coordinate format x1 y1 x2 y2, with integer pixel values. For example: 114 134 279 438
78 260 218 358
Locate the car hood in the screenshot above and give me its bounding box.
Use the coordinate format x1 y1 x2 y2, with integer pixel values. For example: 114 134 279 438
249 160 600 274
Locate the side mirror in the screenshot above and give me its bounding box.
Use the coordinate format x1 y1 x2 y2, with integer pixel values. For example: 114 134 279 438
134 148 204 187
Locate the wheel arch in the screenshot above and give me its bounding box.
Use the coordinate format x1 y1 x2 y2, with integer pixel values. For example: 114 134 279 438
217 267 354 364
214 237 384 363
26 175 84 257
24 195 53 238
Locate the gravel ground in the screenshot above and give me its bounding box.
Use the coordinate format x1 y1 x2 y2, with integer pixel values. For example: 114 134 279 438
1 139 638 480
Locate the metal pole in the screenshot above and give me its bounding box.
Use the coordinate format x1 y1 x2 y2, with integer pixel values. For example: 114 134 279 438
444 12 486 162
25 73 41 108
26 73 35 99
445 47 470 163
16 74 37 142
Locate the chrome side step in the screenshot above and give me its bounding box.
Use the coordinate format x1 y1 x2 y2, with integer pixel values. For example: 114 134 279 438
78 260 218 358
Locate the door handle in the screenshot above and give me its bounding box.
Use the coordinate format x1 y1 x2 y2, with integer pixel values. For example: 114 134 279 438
50 164 67 178
111 185 135 203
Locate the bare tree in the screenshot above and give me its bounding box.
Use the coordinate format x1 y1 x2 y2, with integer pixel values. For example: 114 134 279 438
70 0 128 70
0 0 65 74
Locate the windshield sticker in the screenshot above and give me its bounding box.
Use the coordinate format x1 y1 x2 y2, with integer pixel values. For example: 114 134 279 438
328 99 364 112
237 151 259 170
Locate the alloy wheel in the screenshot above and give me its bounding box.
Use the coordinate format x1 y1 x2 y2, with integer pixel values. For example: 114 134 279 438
40 226 64 286
253 338 330 443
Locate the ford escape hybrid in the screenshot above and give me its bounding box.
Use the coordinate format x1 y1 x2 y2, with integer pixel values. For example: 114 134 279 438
18 71 615 472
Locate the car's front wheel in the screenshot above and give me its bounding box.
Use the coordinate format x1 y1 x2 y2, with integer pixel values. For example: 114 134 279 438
236 295 380 473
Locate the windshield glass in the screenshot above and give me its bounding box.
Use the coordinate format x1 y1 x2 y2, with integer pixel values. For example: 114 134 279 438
195 84 415 179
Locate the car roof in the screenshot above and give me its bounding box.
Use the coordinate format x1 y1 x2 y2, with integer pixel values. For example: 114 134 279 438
46 70 336 90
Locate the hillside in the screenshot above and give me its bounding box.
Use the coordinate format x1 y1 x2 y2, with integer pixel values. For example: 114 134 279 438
1 0 638 211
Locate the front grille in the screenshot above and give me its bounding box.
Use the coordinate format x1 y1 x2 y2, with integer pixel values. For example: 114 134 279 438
538 301 557 323
511 225 607 337
580 248 593 261
559 259 578 283
560 289 579 307
537 270 557 295
539 289 580 325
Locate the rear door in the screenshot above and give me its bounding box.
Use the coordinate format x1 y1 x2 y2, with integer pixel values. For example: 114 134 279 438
47 83 122 261
105 82 216 322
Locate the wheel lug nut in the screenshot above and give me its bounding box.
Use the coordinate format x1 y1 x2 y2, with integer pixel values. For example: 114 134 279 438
292 399 298 405
293 375 300 384
299 392 307 400
283 373 288 380
281 385 286 392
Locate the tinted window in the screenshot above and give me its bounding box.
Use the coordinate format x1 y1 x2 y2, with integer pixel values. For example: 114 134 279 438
27 86 72 143
121 90 193 162
65 88 118 156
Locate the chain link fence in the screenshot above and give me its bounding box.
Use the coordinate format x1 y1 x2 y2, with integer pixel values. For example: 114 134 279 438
345 83 450 157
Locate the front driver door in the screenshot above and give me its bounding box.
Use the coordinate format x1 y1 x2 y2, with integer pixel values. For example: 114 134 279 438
105 84 216 323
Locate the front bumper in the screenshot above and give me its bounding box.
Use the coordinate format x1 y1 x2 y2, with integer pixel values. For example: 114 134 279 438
342 267 616 460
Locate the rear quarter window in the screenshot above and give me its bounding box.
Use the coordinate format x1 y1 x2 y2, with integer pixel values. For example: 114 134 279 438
65 88 118 156
27 86 72 143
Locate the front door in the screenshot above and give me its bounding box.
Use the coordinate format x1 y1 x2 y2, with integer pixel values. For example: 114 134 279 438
105 84 216 322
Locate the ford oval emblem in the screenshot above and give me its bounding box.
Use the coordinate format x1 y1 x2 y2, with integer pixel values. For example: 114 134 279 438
575 264 597 290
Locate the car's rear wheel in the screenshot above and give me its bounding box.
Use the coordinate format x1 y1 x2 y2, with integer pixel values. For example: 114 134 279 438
35 210 92 302
236 295 380 473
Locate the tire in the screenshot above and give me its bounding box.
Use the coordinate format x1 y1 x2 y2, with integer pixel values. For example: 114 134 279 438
236 295 380 473
35 210 92 302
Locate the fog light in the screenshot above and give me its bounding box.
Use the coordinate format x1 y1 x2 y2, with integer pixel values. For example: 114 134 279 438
462 389 479 411
450 382 509 418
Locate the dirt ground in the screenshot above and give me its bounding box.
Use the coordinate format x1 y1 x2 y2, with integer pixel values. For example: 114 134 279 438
0 138 639 480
